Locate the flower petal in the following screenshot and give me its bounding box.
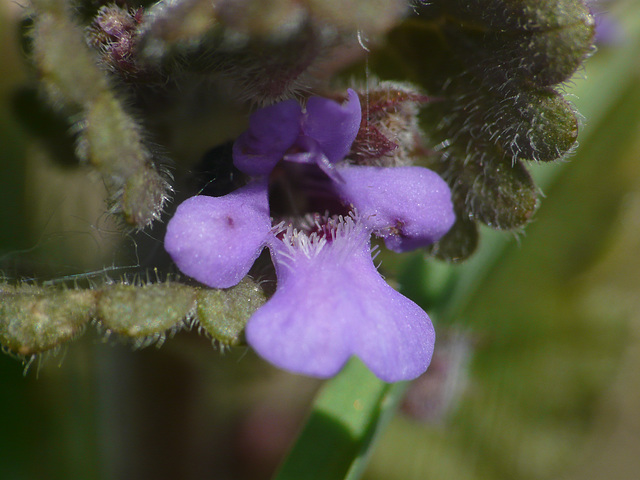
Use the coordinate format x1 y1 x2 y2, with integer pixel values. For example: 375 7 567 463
164 181 271 288
335 165 455 252
246 217 434 382
302 89 361 163
233 100 302 176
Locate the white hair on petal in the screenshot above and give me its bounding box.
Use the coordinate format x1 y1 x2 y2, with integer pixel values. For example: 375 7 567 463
276 210 370 263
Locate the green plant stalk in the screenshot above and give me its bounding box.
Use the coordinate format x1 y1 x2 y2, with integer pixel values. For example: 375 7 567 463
273 358 407 480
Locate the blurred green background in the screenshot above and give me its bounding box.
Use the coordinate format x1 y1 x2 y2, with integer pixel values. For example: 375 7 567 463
2 1 640 479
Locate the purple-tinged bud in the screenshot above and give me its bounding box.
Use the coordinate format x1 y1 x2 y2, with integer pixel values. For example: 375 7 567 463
87 5 151 82
350 81 431 167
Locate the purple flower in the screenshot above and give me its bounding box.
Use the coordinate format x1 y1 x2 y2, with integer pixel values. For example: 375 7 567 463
165 89 456 382
233 89 455 250
588 0 625 45
246 215 435 382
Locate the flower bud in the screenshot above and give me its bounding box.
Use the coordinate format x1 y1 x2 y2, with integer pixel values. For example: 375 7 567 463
427 213 479 263
0 284 95 356
96 282 196 346
87 5 151 82
435 0 593 32
350 81 430 167
196 278 267 346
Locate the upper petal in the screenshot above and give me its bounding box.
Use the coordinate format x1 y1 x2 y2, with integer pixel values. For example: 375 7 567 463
246 217 434 382
334 165 455 252
233 100 303 176
302 89 361 163
164 181 271 288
